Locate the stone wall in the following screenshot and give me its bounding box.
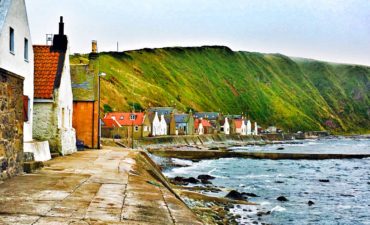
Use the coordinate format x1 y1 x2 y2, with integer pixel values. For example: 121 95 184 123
32 102 60 152
0 70 24 180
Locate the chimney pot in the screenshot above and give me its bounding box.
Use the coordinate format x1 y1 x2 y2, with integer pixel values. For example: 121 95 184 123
92 40 98 53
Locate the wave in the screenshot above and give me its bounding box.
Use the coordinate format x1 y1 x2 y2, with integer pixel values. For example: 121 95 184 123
271 205 287 212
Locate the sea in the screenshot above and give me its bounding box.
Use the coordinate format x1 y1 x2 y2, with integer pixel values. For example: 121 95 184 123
162 137 370 225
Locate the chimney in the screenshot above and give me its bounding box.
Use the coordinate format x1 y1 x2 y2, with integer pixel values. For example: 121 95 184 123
52 16 68 52
59 16 64 35
92 40 98 53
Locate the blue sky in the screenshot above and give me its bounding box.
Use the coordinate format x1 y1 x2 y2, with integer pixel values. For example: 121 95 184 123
26 0 370 66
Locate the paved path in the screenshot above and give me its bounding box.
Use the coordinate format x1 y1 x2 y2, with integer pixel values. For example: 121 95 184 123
0 147 203 225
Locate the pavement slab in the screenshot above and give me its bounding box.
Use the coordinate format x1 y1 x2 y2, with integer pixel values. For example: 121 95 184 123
0 147 203 225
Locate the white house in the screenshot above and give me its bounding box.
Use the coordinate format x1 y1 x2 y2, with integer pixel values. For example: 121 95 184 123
254 122 258 135
223 118 230 135
240 120 247 135
197 122 204 135
32 17 76 156
159 114 168 135
246 120 252 135
0 0 35 177
151 112 160 136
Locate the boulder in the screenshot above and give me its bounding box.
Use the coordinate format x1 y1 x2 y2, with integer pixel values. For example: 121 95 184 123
183 177 200 184
197 174 216 180
225 190 247 201
319 179 330 183
242 192 259 197
277 147 285 150
308 200 315 206
276 196 288 202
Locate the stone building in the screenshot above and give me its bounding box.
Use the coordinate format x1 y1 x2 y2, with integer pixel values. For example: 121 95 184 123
102 112 146 139
71 41 99 149
32 17 77 155
0 0 34 179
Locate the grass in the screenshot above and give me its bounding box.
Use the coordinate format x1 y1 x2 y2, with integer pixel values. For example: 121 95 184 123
70 46 370 133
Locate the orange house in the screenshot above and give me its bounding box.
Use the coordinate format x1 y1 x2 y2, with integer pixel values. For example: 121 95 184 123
70 42 99 148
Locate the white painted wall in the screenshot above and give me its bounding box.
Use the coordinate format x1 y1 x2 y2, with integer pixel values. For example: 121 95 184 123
240 120 246 136
224 118 230 135
246 120 252 135
0 0 34 142
254 122 258 135
152 112 160 136
160 114 167 136
198 122 204 135
56 47 76 155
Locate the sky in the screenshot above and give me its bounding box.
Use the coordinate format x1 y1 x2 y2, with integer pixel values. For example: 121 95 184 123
25 0 370 66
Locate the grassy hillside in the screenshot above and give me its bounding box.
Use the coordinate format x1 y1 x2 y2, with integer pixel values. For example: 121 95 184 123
70 46 370 133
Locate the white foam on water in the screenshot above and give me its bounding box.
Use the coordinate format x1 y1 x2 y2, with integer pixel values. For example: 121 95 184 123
271 205 287 212
171 158 194 166
260 201 271 206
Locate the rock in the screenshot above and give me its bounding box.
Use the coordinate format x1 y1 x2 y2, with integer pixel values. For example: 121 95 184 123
319 179 330 183
276 196 288 202
277 147 285 150
184 177 200 184
308 200 315 206
198 174 216 180
257 211 271 217
242 192 260 197
225 190 247 201
275 181 284 184
201 179 212 185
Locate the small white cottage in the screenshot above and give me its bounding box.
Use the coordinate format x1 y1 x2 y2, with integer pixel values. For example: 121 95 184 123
254 122 258 135
32 17 76 155
223 118 230 135
159 114 168 135
246 120 252 135
151 112 161 136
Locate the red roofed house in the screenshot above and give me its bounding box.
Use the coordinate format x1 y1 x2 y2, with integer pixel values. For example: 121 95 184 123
194 118 213 135
103 112 147 139
32 17 76 156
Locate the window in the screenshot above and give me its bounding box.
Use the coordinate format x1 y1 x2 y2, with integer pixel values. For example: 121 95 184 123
9 27 14 53
24 38 28 61
143 126 148 132
120 116 124 120
134 126 139 132
130 114 136 120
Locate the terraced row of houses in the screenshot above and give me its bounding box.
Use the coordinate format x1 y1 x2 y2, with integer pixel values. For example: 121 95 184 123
101 108 259 139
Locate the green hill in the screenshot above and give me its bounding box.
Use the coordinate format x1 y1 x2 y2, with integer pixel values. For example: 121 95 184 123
70 46 370 133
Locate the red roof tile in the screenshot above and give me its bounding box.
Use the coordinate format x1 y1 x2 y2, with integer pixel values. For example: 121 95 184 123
234 119 244 129
194 118 212 129
33 45 64 99
102 118 121 128
104 112 145 126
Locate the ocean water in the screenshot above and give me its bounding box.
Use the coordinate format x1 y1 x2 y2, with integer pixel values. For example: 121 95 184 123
163 138 370 225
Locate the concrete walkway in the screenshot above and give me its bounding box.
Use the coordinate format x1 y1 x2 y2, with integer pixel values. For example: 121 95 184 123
0 147 203 225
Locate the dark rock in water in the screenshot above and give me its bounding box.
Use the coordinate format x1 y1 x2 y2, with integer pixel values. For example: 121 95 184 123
183 177 200 184
340 194 355 197
275 181 284 184
170 176 189 185
209 147 219 150
308 200 315 206
225 190 247 201
319 179 330 183
367 182 370 185
277 196 289 202
277 147 285 150
197 174 216 180
257 211 271 217
200 179 212 185
242 192 260 197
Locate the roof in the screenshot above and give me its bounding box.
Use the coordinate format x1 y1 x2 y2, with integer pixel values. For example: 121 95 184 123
194 118 212 129
33 45 65 99
105 112 144 126
0 0 11 34
194 112 219 120
101 118 120 128
234 119 245 129
71 64 96 101
148 107 175 116
175 114 189 123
